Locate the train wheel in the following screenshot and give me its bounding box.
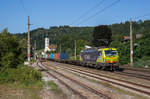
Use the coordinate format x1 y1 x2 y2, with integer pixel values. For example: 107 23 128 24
95 65 99 69
115 66 119 71
115 63 119 71
110 65 114 72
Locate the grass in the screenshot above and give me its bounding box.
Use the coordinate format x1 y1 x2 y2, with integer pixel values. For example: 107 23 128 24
0 65 42 85
30 59 37 64
132 56 150 68
133 60 150 68
47 81 61 93
0 81 43 99
0 64 44 99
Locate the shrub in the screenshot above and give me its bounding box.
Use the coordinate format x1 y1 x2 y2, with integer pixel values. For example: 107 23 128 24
0 29 26 69
0 65 42 86
133 56 150 68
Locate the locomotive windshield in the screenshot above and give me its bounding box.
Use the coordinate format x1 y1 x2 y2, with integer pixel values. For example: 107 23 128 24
105 50 117 56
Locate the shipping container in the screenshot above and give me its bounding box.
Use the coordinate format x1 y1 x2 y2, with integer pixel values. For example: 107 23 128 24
54 53 60 60
60 53 69 60
64 53 69 60
48 54 50 59
50 53 54 59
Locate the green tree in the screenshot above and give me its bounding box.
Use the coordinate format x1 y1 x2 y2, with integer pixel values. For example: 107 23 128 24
60 34 74 55
92 25 112 47
0 29 26 69
76 40 90 58
118 42 130 65
110 33 123 48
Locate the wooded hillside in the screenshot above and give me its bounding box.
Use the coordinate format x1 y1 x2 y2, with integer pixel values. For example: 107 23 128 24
15 20 150 50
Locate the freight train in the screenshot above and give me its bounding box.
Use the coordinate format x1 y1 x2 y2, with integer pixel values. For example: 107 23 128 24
43 47 119 71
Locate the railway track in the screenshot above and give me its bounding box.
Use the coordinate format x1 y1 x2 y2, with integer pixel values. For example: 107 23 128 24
122 66 150 73
45 61 150 98
37 61 87 99
46 58 150 81
37 60 112 99
120 66 150 78
114 71 150 81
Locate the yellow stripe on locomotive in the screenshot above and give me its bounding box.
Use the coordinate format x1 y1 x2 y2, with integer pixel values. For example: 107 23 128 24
97 48 119 64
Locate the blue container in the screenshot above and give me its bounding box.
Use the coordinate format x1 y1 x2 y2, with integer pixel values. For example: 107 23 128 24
50 53 54 59
60 53 69 60
64 53 69 60
60 53 64 60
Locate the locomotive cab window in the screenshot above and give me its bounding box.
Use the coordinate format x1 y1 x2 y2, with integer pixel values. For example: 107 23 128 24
111 50 117 56
105 50 117 56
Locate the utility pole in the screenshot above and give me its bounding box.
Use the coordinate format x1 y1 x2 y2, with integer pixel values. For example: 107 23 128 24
130 19 133 66
27 16 31 62
74 40 77 60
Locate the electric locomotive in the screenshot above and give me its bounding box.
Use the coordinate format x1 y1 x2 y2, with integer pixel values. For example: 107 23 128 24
80 47 119 71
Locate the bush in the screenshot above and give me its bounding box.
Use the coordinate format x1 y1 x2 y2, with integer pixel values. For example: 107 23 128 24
133 56 150 68
0 65 42 86
0 29 26 69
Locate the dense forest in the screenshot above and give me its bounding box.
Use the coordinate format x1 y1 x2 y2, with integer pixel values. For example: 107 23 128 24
14 20 150 67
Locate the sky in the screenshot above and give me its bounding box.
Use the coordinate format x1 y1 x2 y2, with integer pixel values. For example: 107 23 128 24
0 0 150 33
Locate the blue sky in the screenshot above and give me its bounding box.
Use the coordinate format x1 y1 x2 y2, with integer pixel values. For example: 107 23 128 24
0 0 150 33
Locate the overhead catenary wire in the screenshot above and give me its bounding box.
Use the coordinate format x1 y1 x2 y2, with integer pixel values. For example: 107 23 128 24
19 0 30 35
76 0 120 26
19 0 28 33
19 0 28 16
133 12 150 20
70 0 106 26
19 0 33 32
